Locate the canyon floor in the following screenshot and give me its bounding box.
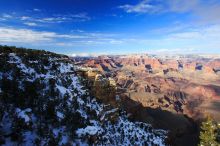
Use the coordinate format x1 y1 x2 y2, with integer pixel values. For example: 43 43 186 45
74 54 220 146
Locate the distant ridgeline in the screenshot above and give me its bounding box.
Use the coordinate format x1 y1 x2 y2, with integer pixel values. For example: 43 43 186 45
0 46 167 146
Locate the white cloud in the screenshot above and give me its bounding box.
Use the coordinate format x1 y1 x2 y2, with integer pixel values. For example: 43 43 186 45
167 0 198 13
0 27 57 43
168 31 202 39
2 14 13 18
0 27 122 45
2 12 91 25
167 25 220 40
118 0 158 13
118 0 199 14
20 16 30 20
118 0 220 24
24 22 38 26
0 13 13 21
0 18 7 21
144 25 220 52
0 27 94 43
69 52 106 57
70 13 91 20
33 8 41 12
36 17 68 23
20 13 91 24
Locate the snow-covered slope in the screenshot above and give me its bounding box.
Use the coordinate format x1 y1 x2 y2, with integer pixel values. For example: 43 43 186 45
0 47 167 145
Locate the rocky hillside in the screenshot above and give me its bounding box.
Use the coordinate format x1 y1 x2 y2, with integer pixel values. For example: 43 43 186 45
0 46 167 146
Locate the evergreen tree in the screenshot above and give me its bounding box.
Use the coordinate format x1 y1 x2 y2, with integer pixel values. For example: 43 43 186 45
216 123 220 143
199 116 219 146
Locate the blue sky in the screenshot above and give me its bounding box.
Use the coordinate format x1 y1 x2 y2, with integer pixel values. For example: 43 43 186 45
1 0 220 55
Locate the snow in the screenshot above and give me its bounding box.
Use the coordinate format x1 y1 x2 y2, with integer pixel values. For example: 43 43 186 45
36 72 55 79
52 126 65 136
106 108 118 114
28 60 38 63
77 98 85 105
16 108 32 123
5 72 13 80
25 108 32 112
101 117 167 146
115 95 120 101
23 131 37 146
59 62 73 73
60 135 68 145
76 125 103 136
85 98 103 115
8 53 35 75
70 75 86 94
56 111 64 119
52 127 69 145
76 109 88 119
8 53 21 63
1 112 12 135
100 108 118 121
56 84 68 95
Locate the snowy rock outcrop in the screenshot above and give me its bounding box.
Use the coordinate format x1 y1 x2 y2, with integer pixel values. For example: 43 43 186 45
0 46 167 145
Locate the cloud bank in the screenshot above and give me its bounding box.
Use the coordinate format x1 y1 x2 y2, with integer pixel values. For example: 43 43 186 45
119 0 220 24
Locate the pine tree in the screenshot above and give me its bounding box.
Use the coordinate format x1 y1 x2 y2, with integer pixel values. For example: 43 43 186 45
216 123 220 143
199 116 219 146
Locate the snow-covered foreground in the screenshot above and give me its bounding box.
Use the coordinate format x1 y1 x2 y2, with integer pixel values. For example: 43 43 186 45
0 48 167 145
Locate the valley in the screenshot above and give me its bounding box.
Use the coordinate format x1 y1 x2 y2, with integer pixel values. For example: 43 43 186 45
74 54 220 146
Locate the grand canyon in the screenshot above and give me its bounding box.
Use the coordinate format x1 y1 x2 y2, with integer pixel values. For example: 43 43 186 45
1 0 220 145
74 54 220 145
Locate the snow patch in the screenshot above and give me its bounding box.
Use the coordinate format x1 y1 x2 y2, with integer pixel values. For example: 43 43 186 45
1 112 12 135
8 53 35 75
56 84 68 95
23 131 38 146
16 108 32 123
59 63 73 73
76 125 103 136
28 60 38 63
56 111 64 119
